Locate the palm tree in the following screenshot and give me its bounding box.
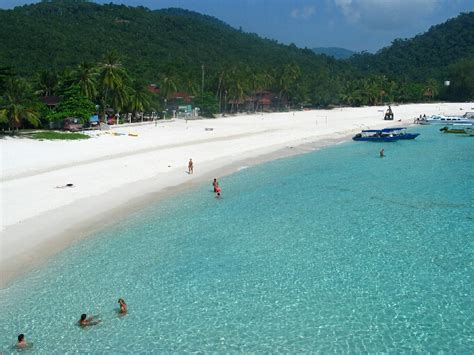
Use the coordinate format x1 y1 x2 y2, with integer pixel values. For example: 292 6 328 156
98 51 129 118
424 79 439 100
182 76 199 97
161 75 178 99
72 62 97 99
278 63 301 109
35 69 59 97
127 81 152 120
225 66 247 113
0 77 40 131
250 71 274 112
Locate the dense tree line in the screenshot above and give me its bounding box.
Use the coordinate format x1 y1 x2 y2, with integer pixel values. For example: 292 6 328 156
0 1 473 130
349 12 474 81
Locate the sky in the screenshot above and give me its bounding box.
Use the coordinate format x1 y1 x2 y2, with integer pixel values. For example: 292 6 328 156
1 0 473 52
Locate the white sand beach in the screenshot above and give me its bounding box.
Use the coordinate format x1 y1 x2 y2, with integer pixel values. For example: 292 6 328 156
0 102 471 287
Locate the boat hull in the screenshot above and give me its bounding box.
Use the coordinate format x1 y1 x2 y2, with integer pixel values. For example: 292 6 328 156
395 133 420 140
353 136 399 142
442 129 468 134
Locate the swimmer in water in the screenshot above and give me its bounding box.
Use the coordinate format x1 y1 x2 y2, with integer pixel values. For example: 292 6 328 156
380 148 385 158
79 314 101 327
118 298 127 315
16 334 30 349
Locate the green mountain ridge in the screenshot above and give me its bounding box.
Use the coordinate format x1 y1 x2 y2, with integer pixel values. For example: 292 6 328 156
312 47 356 59
0 0 473 120
0 2 338 83
349 12 474 81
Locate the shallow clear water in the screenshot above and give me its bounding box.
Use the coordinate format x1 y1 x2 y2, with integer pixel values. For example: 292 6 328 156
1 126 472 352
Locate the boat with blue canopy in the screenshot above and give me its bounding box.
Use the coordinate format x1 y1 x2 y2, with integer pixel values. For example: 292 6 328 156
352 129 399 142
353 127 420 142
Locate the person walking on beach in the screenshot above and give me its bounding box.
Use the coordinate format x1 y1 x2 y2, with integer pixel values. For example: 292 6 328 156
16 334 30 349
380 148 385 158
212 178 219 192
79 314 101 327
188 158 194 174
118 298 128 315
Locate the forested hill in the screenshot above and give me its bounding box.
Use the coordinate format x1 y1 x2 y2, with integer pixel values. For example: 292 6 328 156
312 47 355 59
0 1 340 82
0 0 473 116
349 12 474 80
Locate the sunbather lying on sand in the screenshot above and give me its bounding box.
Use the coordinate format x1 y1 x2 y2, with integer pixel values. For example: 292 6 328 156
55 183 74 188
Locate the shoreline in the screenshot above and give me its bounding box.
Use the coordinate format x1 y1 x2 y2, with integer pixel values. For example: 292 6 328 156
1 102 471 288
0 133 350 288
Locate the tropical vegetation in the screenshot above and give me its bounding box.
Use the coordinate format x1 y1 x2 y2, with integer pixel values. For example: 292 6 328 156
0 0 472 130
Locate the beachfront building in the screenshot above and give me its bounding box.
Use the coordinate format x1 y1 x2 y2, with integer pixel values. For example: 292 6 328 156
166 92 196 118
251 90 285 112
226 91 288 113
147 84 161 95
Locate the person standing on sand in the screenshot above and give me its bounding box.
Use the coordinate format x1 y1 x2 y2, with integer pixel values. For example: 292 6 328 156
380 148 385 158
188 159 194 174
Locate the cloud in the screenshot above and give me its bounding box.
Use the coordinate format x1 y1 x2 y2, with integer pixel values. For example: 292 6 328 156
291 6 316 19
334 0 441 30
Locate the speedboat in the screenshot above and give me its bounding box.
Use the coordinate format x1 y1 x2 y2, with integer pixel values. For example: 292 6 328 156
381 127 420 140
420 114 474 125
353 130 400 142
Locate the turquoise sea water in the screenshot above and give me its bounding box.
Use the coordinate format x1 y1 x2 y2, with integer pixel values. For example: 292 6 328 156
1 126 472 352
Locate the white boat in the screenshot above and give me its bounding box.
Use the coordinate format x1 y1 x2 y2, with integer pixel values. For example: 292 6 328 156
420 114 474 125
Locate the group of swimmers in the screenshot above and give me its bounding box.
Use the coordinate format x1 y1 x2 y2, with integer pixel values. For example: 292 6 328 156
13 298 127 349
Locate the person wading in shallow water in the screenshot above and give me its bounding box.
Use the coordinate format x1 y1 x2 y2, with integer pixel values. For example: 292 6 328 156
118 298 127 315
215 185 222 198
380 148 385 158
78 314 101 327
16 334 31 349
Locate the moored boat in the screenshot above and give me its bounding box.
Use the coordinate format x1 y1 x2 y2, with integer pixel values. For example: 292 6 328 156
353 130 398 142
440 124 473 134
353 127 419 142
420 114 474 125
